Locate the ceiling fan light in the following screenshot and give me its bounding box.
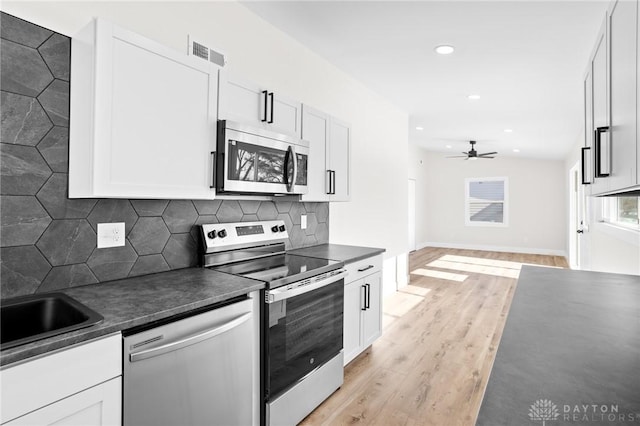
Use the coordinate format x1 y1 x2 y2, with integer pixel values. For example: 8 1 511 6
435 45 455 55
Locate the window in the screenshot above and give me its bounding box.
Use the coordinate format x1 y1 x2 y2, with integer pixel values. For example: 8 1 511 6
465 177 508 227
602 196 639 229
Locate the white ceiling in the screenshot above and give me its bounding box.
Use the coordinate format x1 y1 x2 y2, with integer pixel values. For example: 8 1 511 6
241 0 609 160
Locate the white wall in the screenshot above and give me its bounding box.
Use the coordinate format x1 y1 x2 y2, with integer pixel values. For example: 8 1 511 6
409 145 567 256
2 1 410 288
565 139 640 275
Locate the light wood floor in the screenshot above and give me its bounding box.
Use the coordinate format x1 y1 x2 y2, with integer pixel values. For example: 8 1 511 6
300 247 568 426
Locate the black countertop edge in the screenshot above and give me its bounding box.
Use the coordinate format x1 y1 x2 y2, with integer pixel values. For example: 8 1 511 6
288 244 386 264
1 268 265 367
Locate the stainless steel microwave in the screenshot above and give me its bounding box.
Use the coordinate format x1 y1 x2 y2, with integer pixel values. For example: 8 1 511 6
215 120 309 195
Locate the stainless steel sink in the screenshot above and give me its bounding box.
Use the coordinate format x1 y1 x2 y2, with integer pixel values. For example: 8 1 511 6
1 293 103 350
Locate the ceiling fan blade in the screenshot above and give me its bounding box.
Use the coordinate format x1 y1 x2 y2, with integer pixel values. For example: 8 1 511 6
446 155 469 158
478 152 497 156
478 156 495 159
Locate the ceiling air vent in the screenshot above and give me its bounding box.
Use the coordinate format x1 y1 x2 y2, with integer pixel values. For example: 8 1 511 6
188 35 226 67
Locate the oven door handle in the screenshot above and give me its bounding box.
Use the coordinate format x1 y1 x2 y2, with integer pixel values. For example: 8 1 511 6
266 270 348 303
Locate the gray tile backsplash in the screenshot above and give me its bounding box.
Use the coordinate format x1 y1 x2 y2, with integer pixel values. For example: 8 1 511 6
0 12 330 299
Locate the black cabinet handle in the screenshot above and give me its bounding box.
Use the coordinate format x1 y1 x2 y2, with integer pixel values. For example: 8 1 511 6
594 126 610 177
268 92 274 124
357 265 374 273
581 147 591 185
365 283 371 309
210 151 216 189
333 171 337 194
326 170 332 195
261 90 268 122
361 285 367 311
577 229 584 234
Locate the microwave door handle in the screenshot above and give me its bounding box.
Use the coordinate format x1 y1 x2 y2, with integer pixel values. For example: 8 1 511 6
291 146 298 191
285 145 296 192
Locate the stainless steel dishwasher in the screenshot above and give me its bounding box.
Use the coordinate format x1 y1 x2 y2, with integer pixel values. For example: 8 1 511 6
123 293 260 426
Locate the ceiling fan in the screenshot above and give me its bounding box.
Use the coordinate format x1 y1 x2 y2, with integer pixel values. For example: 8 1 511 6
447 141 497 160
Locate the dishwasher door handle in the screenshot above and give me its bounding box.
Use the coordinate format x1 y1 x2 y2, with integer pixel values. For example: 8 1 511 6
129 312 252 362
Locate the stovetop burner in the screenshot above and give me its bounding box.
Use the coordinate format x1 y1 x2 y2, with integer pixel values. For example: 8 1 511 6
213 253 341 289
200 220 343 288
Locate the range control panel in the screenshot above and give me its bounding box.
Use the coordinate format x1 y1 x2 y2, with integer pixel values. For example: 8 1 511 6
201 220 288 253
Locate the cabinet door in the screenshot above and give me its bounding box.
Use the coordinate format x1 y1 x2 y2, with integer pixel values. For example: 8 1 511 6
218 70 264 126
7 377 122 426
583 65 594 192
219 71 302 138
271 93 302 138
328 118 351 202
609 0 638 190
70 19 218 200
591 16 610 194
343 279 364 366
361 272 382 349
301 105 330 202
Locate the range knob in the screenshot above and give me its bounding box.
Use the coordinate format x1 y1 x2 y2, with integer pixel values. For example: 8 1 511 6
207 230 216 239
271 225 279 233
279 225 286 232
218 229 228 238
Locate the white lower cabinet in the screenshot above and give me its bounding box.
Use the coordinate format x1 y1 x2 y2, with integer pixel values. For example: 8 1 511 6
1 334 122 426
6 378 121 426
343 254 383 365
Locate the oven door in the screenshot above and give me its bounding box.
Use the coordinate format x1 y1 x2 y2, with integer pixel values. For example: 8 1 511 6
265 272 345 400
218 125 308 194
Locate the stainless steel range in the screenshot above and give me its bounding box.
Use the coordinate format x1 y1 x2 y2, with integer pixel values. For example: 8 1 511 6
201 220 346 426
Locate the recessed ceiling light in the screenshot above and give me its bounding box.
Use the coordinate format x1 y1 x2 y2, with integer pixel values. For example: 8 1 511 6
435 45 455 55
504 129 513 133
513 148 520 153
467 94 481 100
416 126 424 131
446 145 452 149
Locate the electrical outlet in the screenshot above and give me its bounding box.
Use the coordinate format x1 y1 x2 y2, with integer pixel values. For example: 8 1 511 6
97 223 125 248
301 215 307 230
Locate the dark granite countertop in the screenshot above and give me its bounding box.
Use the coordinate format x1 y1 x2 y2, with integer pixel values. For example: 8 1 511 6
1 268 264 367
288 244 385 263
476 266 640 425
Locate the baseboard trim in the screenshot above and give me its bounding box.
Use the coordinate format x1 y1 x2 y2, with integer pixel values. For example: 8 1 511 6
418 241 567 258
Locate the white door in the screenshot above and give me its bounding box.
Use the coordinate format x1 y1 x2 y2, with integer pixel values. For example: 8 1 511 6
569 163 580 269
408 179 416 252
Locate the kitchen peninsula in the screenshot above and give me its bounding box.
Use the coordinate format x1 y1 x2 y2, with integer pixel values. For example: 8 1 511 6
476 266 640 425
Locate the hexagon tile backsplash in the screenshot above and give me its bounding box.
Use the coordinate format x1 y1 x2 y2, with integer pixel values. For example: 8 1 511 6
0 13 330 299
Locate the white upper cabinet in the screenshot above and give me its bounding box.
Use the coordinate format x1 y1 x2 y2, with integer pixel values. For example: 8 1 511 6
218 70 302 138
584 1 640 195
609 0 638 191
327 118 351 202
69 18 219 199
590 15 611 195
301 105 351 202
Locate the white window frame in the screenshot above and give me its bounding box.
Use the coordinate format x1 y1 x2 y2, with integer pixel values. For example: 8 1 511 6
599 196 640 231
465 176 509 227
